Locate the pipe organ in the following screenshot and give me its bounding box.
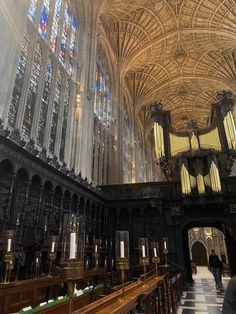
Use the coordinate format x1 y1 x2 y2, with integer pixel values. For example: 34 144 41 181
150 91 236 194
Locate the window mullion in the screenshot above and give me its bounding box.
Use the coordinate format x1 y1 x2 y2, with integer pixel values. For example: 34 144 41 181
99 125 105 185
53 73 66 157
93 119 100 185
56 0 67 61
46 0 56 43
43 61 59 150
63 82 76 164
103 128 109 185
65 14 72 74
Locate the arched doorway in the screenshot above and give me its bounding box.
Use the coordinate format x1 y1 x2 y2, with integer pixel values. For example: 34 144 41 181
191 241 208 266
182 220 236 283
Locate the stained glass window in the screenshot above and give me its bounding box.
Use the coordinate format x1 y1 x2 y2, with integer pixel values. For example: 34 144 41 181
37 59 53 146
50 0 62 52
59 81 70 161
8 29 31 128
68 18 76 75
94 64 99 115
94 63 112 126
28 0 38 22
92 61 112 185
59 3 70 65
49 70 62 154
9 0 79 161
123 105 133 183
22 42 42 138
39 0 50 39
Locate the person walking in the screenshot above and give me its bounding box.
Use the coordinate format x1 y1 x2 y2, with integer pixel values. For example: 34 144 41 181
209 249 223 288
222 275 236 314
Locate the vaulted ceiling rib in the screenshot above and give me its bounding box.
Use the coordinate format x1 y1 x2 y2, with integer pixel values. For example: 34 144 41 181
99 0 236 130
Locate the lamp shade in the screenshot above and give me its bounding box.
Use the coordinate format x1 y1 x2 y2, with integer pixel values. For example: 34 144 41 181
138 238 149 259
61 214 85 262
49 235 58 254
5 230 16 253
163 237 168 251
116 231 129 259
35 251 42 265
151 241 160 258
93 239 100 253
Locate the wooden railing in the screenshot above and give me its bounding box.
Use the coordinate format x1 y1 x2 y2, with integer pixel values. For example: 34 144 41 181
0 269 117 314
73 270 185 314
0 268 185 314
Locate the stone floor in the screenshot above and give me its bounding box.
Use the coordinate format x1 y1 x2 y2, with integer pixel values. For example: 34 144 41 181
177 266 230 314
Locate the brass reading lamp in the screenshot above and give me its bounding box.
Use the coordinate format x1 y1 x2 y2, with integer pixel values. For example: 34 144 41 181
116 231 129 299
138 238 149 285
35 251 42 278
47 235 58 277
162 237 169 267
93 238 100 269
60 214 85 314
3 230 15 284
151 241 160 277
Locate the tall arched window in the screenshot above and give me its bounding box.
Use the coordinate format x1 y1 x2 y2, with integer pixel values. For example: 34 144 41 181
8 0 79 163
39 0 50 39
49 70 62 154
50 0 62 52
22 42 42 138
28 0 38 22
37 59 53 146
59 3 70 65
123 104 133 183
60 80 70 161
8 29 31 128
92 57 112 185
68 18 76 75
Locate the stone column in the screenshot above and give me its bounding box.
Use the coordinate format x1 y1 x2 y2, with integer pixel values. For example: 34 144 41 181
73 2 97 180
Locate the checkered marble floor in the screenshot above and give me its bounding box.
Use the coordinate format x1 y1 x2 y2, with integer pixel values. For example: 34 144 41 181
177 267 230 314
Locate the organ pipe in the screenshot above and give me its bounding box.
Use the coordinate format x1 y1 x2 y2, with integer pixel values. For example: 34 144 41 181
180 163 191 194
209 161 222 192
196 173 205 194
154 122 165 159
223 111 236 149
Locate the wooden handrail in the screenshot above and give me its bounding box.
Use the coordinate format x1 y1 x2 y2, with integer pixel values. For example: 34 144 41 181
0 269 110 314
74 275 165 314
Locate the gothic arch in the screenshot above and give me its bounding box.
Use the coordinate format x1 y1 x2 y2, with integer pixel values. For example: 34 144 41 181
190 239 208 261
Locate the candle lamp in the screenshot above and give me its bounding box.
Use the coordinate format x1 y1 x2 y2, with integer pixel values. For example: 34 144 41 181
15 250 23 281
85 255 90 270
138 238 149 284
48 235 58 277
85 234 89 247
162 237 169 266
111 256 114 271
116 231 129 299
93 238 100 269
151 241 160 277
3 230 15 284
35 251 42 278
60 214 85 314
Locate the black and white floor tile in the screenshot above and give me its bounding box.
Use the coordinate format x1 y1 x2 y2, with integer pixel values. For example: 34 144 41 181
177 267 230 314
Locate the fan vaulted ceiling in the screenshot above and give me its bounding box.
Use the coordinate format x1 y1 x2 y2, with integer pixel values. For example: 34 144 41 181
98 0 236 130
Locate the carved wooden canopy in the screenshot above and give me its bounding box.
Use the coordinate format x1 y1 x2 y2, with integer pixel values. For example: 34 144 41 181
98 0 236 130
